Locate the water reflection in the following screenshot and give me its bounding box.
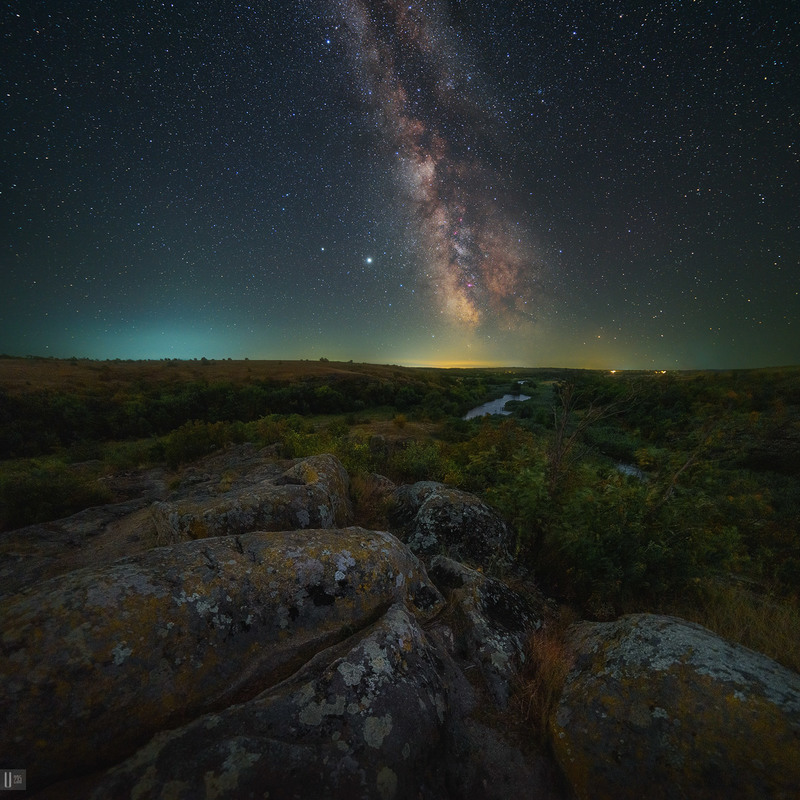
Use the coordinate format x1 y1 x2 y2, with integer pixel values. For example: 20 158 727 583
463 394 531 420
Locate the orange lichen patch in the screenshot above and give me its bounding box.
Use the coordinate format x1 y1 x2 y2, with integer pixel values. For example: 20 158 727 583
151 455 352 546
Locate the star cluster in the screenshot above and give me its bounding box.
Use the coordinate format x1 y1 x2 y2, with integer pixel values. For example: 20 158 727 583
1 1 797 367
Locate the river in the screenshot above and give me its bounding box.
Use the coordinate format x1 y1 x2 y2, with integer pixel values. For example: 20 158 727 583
463 394 532 420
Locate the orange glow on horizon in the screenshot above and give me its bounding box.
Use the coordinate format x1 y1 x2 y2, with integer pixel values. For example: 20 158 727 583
395 359 513 369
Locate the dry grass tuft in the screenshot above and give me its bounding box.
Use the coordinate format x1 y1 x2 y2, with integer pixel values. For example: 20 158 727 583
511 606 576 742
349 472 394 531
669 581 800 674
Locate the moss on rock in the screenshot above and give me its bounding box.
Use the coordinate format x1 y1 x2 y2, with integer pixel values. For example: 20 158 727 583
0 527 442 792
551 613 800 800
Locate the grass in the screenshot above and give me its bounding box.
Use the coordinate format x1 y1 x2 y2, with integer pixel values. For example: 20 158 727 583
510 606 577 743
0 457 113 530
509 581 800 750
667 579 800 674
349 472 394 531
0 356 439 396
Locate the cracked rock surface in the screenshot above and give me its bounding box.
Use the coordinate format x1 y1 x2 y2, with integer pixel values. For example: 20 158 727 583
4 449 795 799
151 452 352 544
389 481 513 569
1 527 441 793
81 604 451 800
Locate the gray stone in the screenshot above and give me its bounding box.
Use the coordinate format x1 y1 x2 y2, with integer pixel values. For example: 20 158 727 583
80 604 451 800
552 613 800 800
151 453 352 544
390 482 513 569
0 527 442 792
429 556 544 707
0 498 158 599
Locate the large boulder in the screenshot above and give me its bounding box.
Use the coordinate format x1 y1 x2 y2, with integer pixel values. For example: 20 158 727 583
428 556 544 707
41 605 562 800
552 613 800 800
151 453 352 544
0 527 442 793
72 604 451 800
389 482 513 569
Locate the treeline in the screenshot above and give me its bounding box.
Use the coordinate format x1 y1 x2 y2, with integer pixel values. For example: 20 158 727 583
493 370 800 608
0 373 493 459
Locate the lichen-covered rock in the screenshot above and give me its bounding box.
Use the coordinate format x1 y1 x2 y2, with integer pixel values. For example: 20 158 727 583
444 714 569 800
0 499 156 599
428 556 543 706
552 613 800 800
151 453 352 544
78 604 450 800
389 482 513 568
0 527 442 792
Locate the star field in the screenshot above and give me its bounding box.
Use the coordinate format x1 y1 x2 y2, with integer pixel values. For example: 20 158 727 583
1 1 797 368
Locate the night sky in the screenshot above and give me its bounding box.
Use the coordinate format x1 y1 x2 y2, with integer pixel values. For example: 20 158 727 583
2 1 798 368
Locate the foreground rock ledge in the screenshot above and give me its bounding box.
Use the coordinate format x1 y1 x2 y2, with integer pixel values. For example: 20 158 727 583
78 604 451 800
0 527 443 792
552 613 800 800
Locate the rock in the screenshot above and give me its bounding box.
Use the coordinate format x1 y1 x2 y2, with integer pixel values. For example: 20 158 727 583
552 613 800 800
389 482 513 569
151 454 352 545
444 714 569 800
76 604 451 800
0 499 158 600
428 556 543 707
0 527 442 792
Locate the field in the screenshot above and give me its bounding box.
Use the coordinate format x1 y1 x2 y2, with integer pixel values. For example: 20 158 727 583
0 356 443 395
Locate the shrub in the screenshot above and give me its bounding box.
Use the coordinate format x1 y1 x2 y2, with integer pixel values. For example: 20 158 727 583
538 473 742 614
331 436 374 476
162 420 247 469
389 440 447 483
0 459 112 530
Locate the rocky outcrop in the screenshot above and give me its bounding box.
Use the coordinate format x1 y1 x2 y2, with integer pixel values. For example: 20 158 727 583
1 527 441 792
77 601 562 800
429 556 543 707
151 453 352 544
0 450 351 599
77 604 451 800
5 446 798 800
0 498 160 600
389 481 513 569
552 613 800 800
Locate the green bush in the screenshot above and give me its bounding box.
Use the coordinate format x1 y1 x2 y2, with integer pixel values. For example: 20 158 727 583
389 440 448 483
162 420 247 469
0 459 112 530
538 473 742 613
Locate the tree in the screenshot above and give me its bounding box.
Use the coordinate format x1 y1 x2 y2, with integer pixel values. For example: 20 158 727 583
546 382 626 495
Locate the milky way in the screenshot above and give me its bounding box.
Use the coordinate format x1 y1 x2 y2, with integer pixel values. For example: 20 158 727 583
2 1 796 367
335 0 541 330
